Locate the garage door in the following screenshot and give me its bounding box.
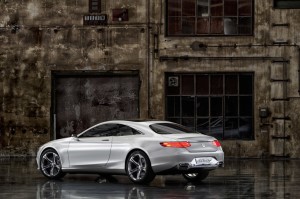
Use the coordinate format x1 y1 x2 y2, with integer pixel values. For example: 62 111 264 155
52 72 140 139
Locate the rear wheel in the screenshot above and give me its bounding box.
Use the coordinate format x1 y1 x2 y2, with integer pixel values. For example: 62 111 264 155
182 171 209 183
126 151 155 184
40 149 65 180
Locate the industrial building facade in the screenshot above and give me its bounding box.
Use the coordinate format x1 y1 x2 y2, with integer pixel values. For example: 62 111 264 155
0 0 300 158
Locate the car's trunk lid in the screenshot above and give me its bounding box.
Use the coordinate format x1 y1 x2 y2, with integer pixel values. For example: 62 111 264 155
161 133 218 152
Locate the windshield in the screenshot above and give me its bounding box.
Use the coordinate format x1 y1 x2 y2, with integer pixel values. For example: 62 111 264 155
149 123 196 134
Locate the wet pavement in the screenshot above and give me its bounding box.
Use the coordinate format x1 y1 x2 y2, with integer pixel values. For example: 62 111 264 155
0 158 299 199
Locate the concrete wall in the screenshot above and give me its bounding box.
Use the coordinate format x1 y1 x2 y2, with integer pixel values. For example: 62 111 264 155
0 0 300 158
151 0 300 158
0 0 149 156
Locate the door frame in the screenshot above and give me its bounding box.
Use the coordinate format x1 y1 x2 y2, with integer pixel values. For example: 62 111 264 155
51 70 140 140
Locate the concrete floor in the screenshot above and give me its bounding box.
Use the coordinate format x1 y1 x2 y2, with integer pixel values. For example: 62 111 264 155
0 158 299 199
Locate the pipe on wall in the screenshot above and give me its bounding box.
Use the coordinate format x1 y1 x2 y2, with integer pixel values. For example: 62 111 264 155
298 48 300 95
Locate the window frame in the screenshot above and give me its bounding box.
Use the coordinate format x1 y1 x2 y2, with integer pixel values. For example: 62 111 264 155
165 0 255 37
165 72 254 140
273 0 300 9
78 123 142 138
79 123 119 138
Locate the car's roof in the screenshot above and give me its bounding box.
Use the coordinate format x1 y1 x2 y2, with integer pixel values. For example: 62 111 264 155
106 120 172 126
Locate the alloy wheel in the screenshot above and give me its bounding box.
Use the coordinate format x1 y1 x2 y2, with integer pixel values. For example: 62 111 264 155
127 154 147 181
41 151 62 177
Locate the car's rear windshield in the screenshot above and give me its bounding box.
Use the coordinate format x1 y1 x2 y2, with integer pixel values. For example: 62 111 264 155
149 123 195 134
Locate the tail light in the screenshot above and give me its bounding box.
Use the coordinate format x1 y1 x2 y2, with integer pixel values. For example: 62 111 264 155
160 141 191 148
212 140 221 147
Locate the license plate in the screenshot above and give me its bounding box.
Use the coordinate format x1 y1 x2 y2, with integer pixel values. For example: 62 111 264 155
195 157 212 165
190 157 218 167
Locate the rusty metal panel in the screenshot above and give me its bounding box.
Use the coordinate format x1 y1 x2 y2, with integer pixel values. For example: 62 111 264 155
53 74 139 139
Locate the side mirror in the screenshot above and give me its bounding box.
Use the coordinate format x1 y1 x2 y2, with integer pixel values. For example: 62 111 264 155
71 134 79 141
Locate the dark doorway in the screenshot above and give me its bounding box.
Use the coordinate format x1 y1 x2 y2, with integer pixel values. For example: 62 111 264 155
52 71 140 139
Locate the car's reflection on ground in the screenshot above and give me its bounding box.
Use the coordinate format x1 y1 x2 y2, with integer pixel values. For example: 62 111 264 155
1 158 299 199
36 174 254 199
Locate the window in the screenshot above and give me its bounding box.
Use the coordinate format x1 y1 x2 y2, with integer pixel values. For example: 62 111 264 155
80 124 141 137
166 0 253 36
117 125 141 136
150 123 195 134
274 0 300 9
89 0 101 13
166 73 254 140
80 124 119 137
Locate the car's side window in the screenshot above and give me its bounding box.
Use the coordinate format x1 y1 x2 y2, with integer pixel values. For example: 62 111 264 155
116 124 141 136
80 124 119 138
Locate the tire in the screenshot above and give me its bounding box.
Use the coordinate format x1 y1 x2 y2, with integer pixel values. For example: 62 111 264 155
182 171 209 183
126 150 155 184
40 149 66 180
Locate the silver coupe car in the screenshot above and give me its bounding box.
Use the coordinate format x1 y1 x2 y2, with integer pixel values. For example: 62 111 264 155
36 120 224 184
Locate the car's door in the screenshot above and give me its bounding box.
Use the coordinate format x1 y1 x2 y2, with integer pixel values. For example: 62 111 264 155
108 124 144 165
67 123 119 169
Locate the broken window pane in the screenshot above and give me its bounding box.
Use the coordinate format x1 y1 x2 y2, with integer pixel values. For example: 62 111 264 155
197 0 209 17
224 17 237 35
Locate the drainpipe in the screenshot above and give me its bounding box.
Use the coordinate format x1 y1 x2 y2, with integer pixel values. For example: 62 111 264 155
147 0 151 118
298 47 300 95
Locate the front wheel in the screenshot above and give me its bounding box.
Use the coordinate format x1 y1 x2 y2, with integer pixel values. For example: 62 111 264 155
182 171 209 183
40 149 66 180
126 151 155 184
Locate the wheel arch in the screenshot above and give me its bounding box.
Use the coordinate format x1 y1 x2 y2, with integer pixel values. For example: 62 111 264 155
38 147 60 169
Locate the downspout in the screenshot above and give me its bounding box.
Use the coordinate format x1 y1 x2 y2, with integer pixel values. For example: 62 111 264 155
147 0 151 118
298 47 300 95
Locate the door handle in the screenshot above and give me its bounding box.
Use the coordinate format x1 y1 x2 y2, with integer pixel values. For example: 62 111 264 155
101 139 109 141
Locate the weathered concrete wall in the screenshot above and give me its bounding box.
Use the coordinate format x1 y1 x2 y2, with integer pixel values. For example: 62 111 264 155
0 0 149 156
151 0 300 158
1 0 300 158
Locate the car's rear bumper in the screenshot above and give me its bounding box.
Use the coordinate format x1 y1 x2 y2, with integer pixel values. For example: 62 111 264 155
156 159 224 175
151 149 224 174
